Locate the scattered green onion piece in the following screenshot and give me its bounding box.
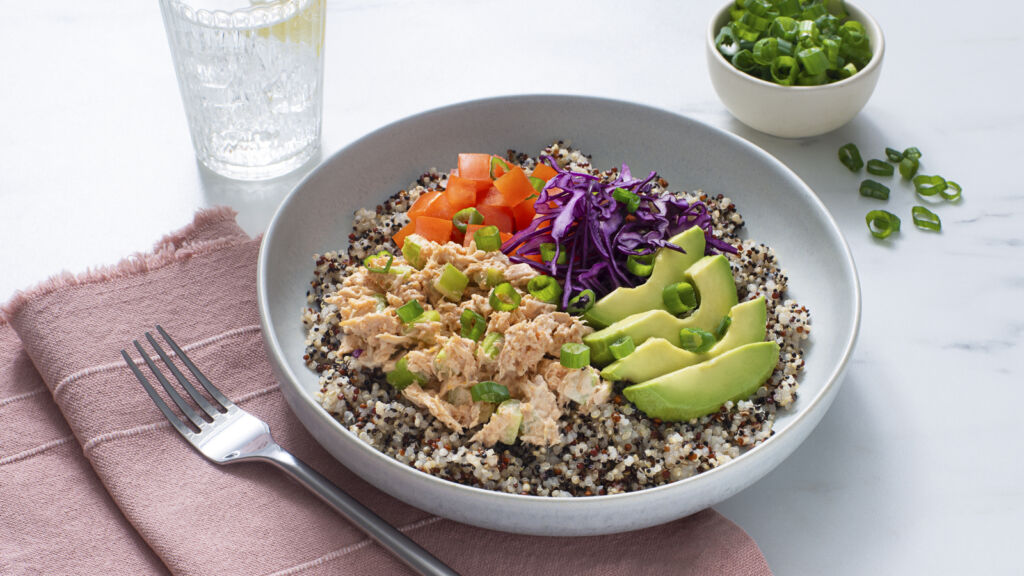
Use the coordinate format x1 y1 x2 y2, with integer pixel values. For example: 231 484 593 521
911 206 942 232
941 181 962 202
716 315 733 340
913 174 947 197
566 289 596 315
560 343 590 369
363 251 394 274
609 336 636 361
899 156 919 180
470 381 510 403
386 356 427 391
460 309 487 341
527 275 563 305
838 143 863 172
662 281 697 315
903 147 922 160
885 147 903 163
770 55 798 85
866 159 894 177
396 300 425 324
485 267 505 288
716 25 741 57
473 225 502 251
859 179 889 200
625 254 655 277
837 62 858 79
865 210 900 239
372 294 388 311
489 156 510 179
452 207 484 233
480 332 503 358
412 310 440 324
528 177 546 194
768 16 798 41
401 237 425 269
821 37 840 69
435 263 469 301
796 19 819 46
797 46 829 76
489 282 521 312
612 187 642 213
731 49 758 73
540 243 568 265
752 37 779 66
679 328 715 354
740 10 772 33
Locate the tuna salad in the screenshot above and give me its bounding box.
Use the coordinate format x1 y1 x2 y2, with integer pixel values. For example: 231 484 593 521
302 142 810 497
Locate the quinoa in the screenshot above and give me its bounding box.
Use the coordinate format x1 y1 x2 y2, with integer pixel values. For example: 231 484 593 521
301 142 810 497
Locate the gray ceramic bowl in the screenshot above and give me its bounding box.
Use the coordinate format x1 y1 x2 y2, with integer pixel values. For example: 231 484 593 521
257 95 860 536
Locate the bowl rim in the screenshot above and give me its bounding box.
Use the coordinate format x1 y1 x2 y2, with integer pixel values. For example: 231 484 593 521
257 93 862 509
706 0 885 92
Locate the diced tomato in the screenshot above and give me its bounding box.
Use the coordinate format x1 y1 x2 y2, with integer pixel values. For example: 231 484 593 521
531 162 558 182
414 216 453 244
392 220 416 248
407 191 440 221
416 191 455 221
475 204 515 234
511 197 537 231
444 176 477 212
492 166 537 208
458 153 492 191
478 185 504 207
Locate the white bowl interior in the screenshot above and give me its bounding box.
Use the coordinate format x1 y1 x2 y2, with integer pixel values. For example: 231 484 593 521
258 95 860 535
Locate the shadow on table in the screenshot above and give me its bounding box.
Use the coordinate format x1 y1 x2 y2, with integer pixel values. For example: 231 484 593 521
196 149 324 237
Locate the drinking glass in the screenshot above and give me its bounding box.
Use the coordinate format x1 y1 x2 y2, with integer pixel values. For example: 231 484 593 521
159 0 325 180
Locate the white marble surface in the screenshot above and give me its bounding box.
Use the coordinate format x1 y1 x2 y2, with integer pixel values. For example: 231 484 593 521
1 0 1020 573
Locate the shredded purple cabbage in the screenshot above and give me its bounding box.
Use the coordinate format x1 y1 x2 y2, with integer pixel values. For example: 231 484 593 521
502 157 737 308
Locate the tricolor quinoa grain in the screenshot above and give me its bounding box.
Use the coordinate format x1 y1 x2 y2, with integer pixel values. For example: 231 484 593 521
302 142 809 497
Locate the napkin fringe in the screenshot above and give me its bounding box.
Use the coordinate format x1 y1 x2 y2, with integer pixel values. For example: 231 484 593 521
1 207 248 322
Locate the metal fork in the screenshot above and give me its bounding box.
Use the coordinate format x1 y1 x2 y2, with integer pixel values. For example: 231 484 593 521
121 325 458 576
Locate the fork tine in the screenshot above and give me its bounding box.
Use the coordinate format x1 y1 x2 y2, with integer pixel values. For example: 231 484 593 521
156 325 235 410
121 349 195 438
145 332 221 419
133 340 207 429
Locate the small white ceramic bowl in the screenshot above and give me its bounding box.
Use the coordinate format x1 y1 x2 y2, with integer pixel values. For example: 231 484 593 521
706 2 884 138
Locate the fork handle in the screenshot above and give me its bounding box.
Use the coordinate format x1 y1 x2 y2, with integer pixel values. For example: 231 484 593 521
261 446 460 576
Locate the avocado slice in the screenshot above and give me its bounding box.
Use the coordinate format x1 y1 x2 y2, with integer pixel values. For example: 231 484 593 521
601 296 767 382
584 255 739 365
622 341 780 422
585 226 706 328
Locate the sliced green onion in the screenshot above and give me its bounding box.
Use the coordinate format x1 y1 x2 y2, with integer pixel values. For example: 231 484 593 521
626 254 655 277
363 251 394 274
731 49 758 73
801 4 826 20
866 159 894 177
941 181 962 202
401 236 425 269
434 263 469 301
838 143 863 172
837 62 858 79
489 156 510 179
527 275 563 305
885 147 903 163
480 332 503 358
566 289 596 315
768 16 798 41
386 356 427 391
770 55 798 85
752 37 779 66
612 187 641 213
716 25 741 57
859 179 890 200
823 0 848 18
396 300 424 323
609 335 636 360
796 19 819 45
485 267 505 288
540 243 568 265
865 210 900 239
473 225 502 251
899 156 919 180
796 70 827 86
743 0 772 17
560 342 590 369
412 310 440 324
903 147 922 160
452 207 484 233
797 46 829 75
471 381 510 403
372 294 388 311
775 0 800 18
911 206 941 232
679 328 715 354
528 177 546 194
740 10 772 33
733 20 762 42
662 281 697 315
776 37 794 56
489 282 521 312
460 309 487 341
716 315 733 339
821 37 840 69
913 174 947 197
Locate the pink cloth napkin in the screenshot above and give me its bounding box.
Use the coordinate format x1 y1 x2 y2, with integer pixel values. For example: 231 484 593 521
0 208 773 576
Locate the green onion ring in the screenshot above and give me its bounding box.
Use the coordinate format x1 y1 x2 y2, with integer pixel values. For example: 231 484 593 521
903 147 922 160
489 282 521 312
941 181 962 201
489 156 510 179
752 37 779 66
913 174 947 197
865 210 901 239
527 275 563 305
866 159 894 177
716 316 733 340
899 156 919 180
838 143 863 172
609 335 635 360
396 300 425 324
528 176 546 194
470 381 510 403
770 55 798 85
452 207 484 233
769 16 798 41
797 46 829 76
460 309 487 341
566 289 596 316
859 179 890 201
715 25 740 57
911 206 941 232
885 147 903 163
363 250 394 274
560 343 590 369
435 263 469 301
540 243 568 265
473 225 502 251
480 332 503 358
626 254 655 277
731 49 758 73
662 281 697 315
386 356 427 390
679 328 715 354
